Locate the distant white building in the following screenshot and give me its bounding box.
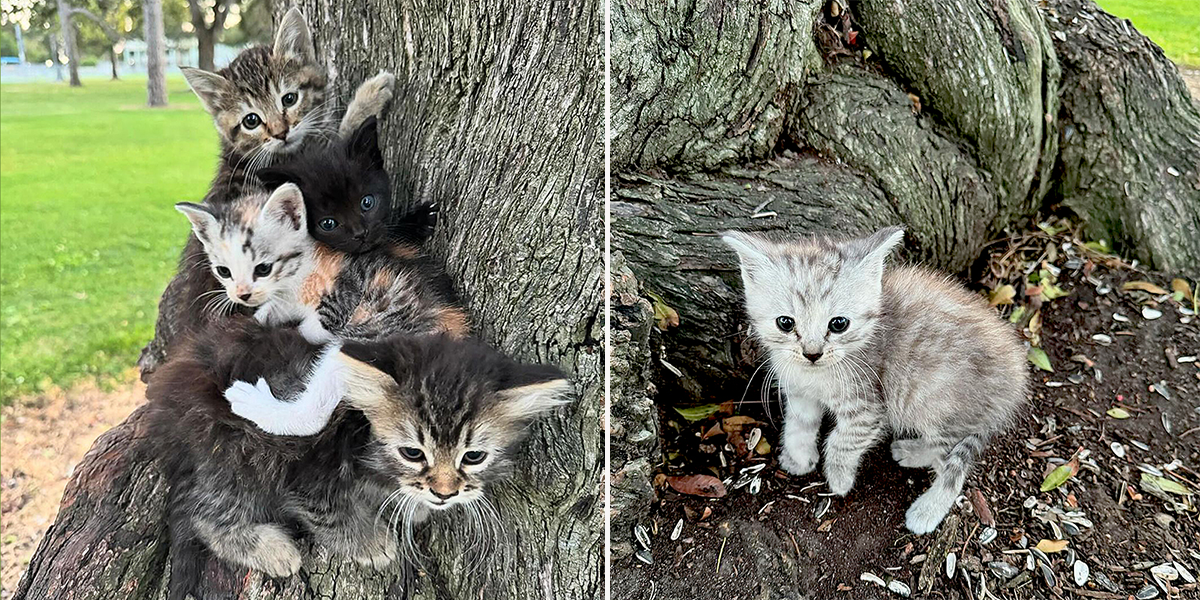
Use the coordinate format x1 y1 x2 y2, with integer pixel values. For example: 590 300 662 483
122 39 249 70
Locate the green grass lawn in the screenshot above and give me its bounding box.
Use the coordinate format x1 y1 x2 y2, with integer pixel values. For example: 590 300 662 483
1 77 217 401
1096 0 1200 67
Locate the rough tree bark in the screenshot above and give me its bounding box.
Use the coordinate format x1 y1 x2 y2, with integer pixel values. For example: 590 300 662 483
144 0 168 107
608 0 1200 556
16 1 603 599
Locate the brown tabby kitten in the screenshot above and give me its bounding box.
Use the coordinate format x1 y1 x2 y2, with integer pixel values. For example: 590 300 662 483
151 318 570 598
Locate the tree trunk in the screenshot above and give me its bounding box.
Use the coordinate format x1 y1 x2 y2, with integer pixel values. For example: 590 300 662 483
608 0 1200 557
109 46 119 79
17 1 603 599
195 26 215 71
56 0 81 87
144 0 168 107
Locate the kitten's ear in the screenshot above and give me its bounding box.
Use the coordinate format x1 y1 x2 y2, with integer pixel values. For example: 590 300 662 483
260 183 307 232
257 166 300 190
181 67 230 115
841 226 905 270
337 353 396 412
175 202 219 245
273 7 316 64
721 230 775 280
497 369 574 420
346 116 384 168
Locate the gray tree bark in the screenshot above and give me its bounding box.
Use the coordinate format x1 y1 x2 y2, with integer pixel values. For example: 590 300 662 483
187 0 235 72
609 0 1200 559
144 0 168 107
16 1 603 598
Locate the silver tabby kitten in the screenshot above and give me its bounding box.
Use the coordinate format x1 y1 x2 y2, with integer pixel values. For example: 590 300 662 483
723 226 1027 534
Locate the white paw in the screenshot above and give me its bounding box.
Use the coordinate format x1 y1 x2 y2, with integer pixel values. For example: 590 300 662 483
225 378 282 421
905 491 952 535
823 463 857 497
359 71 395 113
778 444 818 476
247 526 303 578
891 439 928 468
352 535 399 570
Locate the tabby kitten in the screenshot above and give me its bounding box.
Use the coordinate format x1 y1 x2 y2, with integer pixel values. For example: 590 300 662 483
175 183 466 345
150 318 570 596
723 227 1027 534
258 116 439 252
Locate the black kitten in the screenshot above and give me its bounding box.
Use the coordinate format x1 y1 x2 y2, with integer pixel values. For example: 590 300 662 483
259 116 399 253
148 318 571 597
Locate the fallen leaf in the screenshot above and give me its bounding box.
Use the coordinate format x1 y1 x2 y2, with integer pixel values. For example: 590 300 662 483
1041 463 1075 492
1141 473 1192 496
1123 281 1168 295
1106 407 1131 419
990 284 1016 306
1028 347 1053 372
666 474 727 498
1042 282 1069 300
1171 279 1193 302
674 404 722 422
755 438 772 455
1008 305 1027 324
1036 539 1069 553
647 292 680 330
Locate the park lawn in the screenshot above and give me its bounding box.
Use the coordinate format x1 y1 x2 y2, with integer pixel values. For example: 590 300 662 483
0 77 218 401
1095 0 1200 67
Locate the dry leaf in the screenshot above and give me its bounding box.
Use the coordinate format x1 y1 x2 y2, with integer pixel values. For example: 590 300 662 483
1171 278 1193 301
666 474 727 498
1036 539 1069 553
990 284 1016 306
1123 281 1168 295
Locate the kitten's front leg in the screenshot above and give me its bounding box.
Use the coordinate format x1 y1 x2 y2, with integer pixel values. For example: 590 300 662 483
224 342 347 436
778 388 822 476
823 404 885 496
339 71 396 137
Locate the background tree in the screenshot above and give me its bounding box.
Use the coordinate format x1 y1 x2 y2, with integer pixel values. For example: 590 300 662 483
185 0 236 71
70 0 129 79
15 0 603 598
609 0 1200 556
143 0 166 106
53 0 79 85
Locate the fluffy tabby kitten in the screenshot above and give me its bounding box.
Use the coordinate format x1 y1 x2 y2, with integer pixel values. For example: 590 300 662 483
175 183 466 344
723 227 1026 534
258 116 438 252
150 318 570 596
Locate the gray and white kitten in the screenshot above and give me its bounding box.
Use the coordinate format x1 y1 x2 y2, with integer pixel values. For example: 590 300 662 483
723 226 1027 534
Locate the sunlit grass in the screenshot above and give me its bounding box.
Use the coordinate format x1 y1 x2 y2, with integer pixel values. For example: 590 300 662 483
1095 0 1200 67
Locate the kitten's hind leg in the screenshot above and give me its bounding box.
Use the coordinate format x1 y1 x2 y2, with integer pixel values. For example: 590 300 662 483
891 437 947 469
905 433 985 534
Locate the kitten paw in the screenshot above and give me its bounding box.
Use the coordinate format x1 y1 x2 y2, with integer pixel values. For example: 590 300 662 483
225 378 283 421
357 71 395 114
823 464 858 496
245 525 303 578
778 446 818 476
905 490 953 535
351 534 399 570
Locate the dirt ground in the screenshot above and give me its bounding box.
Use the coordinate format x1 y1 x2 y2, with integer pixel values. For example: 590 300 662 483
0 377 144 597
613 232 1199 599
1180 67 1200 101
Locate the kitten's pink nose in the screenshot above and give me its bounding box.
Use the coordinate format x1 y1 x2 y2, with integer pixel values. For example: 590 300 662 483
803 351 823 363
431 489 458 500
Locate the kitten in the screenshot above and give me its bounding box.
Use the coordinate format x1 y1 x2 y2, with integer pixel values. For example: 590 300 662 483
723 226 1027 534
257 116 439 252
174 183 467 344
139 8 396 377
149 317 571 597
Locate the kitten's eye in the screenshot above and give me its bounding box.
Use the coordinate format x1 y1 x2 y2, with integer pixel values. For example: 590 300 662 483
241 113 262 129
281 92 298 107
775 316 795 332
253 263 274 278
398 447 425 461
828 316 850 334
461 451 488 466
214 266 231 279
319 218 339 231
360 195 376 211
